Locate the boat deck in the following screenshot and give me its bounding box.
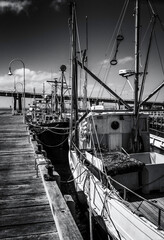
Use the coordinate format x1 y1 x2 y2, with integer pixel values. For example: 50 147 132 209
102 152 164 230
127 192 164 230
0 112 82 240
89 151 164 231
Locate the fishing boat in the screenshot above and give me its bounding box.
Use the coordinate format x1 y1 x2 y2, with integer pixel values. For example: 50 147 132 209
68 1 164 239
29 65 70 160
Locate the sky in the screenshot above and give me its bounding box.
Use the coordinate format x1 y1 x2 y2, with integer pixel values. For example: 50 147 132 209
0 0 164 108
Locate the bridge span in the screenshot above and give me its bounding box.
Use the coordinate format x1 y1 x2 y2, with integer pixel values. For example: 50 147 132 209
0 89 163 109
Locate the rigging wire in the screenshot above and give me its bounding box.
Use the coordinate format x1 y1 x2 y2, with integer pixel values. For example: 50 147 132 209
140 0 164 106
105 0 129 57
98 0 129 100
89 0 130 100
38 136 68 148
138 14 156 105
74 7 84 108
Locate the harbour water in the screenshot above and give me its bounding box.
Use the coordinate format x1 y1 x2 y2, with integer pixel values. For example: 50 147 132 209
44 148 108 240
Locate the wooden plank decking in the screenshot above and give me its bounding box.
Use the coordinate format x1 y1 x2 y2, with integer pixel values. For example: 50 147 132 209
0 112 82 240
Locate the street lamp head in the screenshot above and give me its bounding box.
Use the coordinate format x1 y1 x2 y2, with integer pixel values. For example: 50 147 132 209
8 67 13 76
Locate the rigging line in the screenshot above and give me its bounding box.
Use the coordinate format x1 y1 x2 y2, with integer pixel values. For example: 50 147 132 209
107 175 164 214
147 0 156 16
148 0 164 34
89 175 122 240
75 7 82 63
89 111 109 179
72 139 103 183
74 6 83 100
151 90 160 109
119 79 127 98
38 136 68 148
105 0 129 57
154 31 164 76
61 161 88 184
102 196 122 240
139 18 152 68
90 0 129 99
37 129 69 136
138 14 156 105
34 125 70 130
98 64 112 99
99 2 129 99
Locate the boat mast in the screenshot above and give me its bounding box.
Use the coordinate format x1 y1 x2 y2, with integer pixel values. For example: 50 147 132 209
134 0 140 115
60 65 67 120
70 2 79 148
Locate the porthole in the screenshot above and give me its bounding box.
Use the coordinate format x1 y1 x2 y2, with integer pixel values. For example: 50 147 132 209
111 121 119 130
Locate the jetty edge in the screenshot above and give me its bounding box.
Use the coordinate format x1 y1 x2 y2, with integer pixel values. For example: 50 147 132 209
0 111 83 240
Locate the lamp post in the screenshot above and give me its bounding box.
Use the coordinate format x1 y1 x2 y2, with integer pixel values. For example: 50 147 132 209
8 59 26 123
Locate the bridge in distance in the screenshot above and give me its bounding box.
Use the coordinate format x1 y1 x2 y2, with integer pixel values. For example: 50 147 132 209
0 89 163 109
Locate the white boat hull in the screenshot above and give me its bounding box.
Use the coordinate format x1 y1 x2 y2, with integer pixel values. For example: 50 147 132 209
69 150 164 240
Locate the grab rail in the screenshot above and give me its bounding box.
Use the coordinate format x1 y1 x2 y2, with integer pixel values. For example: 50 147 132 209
108 175 164 230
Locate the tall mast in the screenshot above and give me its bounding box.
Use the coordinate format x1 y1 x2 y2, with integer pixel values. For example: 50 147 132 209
70 2 79 148
60 65 67 120
83 16 88 110
134 0 140 115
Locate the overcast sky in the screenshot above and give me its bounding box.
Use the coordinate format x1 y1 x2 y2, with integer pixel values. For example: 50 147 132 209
0 0 164 107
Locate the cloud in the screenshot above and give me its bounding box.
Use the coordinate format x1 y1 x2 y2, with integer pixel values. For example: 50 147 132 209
50 0 67 12
0 0 31 14
118 56 133 65
0 68 59 93
100 56 133 67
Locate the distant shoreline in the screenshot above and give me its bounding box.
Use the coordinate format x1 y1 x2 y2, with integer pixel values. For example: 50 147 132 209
0 108 11 110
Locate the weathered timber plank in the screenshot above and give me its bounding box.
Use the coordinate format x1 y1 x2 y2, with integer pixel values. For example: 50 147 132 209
0 195 49 209
0 210 54 227
0 146 33 151
0 169 36 175
0 172 38 181
0 164 35 171
0 178 41 186
0 183 45 196
0 129 28 132
0 192 46 200
39 165 83 240
0 222 57 239
0 133 29 138
0 154 34 160
0 232 60 240
0 204 50 216
0 157 35 165
0 149 34 155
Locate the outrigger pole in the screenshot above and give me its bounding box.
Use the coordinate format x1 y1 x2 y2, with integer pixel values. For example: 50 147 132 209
70 2 79 149
140 81 164 107
78 60 132 110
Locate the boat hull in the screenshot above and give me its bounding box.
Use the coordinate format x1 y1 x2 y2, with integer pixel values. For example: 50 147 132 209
69 150 164 240
31 121 69 161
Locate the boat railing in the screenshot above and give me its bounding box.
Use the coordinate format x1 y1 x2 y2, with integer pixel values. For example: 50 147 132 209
75 144 164 229
150 128 164 138
108 175 164 230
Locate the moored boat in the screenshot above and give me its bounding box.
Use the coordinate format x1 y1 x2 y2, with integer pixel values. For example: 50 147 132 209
29 65 70 159
68 1 164 239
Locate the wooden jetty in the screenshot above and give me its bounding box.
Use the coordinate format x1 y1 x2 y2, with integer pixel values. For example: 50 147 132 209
0 111 83 240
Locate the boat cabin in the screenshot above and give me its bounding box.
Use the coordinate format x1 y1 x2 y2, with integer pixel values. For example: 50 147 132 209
80 112 164 194
79 111 150 153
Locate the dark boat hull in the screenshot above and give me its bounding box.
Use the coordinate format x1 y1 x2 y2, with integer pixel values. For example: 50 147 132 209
31 121 69 161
